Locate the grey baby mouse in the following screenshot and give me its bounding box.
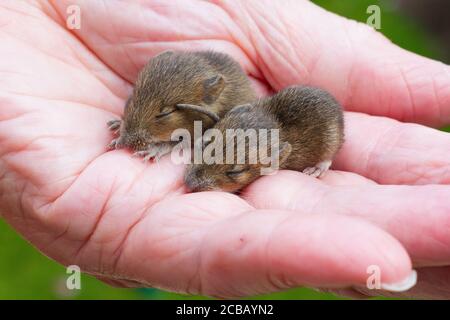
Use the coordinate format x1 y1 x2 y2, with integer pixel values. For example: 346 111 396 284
184 86 344 193
107 50 256 160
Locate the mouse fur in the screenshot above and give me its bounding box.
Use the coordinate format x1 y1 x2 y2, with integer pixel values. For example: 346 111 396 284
184 86 344 192
108 50 256 160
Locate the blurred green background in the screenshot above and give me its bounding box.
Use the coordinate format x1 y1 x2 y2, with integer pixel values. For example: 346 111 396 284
1 0 449 300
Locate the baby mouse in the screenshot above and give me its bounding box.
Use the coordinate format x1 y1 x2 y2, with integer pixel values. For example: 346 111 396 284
184 86 344 193
107 50 256 160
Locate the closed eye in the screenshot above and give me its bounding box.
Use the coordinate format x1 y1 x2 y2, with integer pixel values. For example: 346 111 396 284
226 168 248 178
156 109 176 119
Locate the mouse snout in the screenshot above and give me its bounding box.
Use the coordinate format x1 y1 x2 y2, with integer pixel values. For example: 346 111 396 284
185 180 204 193
117 131 152 151
184 166 215 192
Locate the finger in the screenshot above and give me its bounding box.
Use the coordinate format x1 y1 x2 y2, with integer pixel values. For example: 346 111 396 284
351 266 450 299
0 149 185 270
0 94 129 203
217 0 450 127
51 0 450 125
319 168 377 186
0 1 129 114
94 275 144 289
402 266 450 299
49 0 270 97
335 112 450 185
245 170 450 267
114 192 413 298
326 266 450 299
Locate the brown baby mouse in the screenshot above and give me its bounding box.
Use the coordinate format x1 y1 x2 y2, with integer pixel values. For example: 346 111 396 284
184 86 344 193
107 50 256 160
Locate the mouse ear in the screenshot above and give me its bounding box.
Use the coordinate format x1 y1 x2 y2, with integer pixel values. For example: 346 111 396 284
278 141 292 166
154 50 174 59
229 103 253 115
203 74 225 104
176 104 220 122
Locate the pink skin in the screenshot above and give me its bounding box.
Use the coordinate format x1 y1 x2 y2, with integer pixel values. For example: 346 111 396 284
0 0 450 298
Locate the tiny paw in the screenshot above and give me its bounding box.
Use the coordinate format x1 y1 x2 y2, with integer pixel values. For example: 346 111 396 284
133 149 157 162
133 143 174 162
302 166 322 178
108 138 119 150
107 119 121 132
302 160 332 178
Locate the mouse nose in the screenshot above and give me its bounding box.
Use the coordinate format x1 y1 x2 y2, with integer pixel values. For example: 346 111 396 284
186 185 200 193
185 177 202 193
185 170 209 192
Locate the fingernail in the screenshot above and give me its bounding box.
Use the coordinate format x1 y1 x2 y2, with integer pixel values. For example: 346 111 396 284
381 270 417 292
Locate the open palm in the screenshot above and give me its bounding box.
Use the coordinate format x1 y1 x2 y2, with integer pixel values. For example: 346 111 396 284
1 0 450 299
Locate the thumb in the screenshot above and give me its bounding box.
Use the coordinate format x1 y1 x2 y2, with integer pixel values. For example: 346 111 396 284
221 0 450 127
113 191 416 298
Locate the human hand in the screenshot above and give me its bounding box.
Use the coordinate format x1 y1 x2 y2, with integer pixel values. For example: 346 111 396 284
0 0 449 298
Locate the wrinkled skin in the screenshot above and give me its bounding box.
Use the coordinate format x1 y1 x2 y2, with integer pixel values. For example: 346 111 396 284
1 0 450 299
